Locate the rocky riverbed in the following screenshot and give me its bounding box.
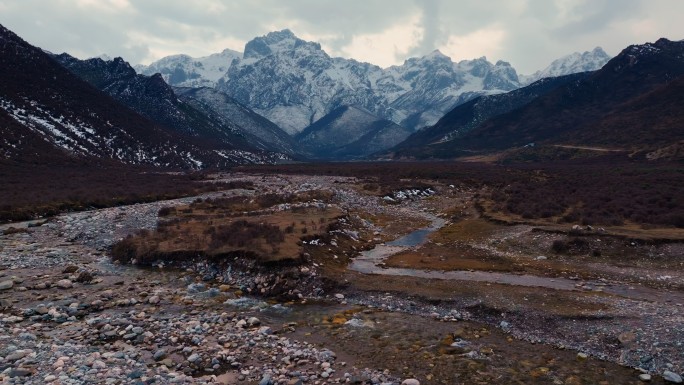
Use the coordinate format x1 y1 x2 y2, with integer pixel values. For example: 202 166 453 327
1 173 683 384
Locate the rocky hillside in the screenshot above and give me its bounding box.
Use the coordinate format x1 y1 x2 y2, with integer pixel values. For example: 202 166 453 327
174 87 298 156
295 106 412 159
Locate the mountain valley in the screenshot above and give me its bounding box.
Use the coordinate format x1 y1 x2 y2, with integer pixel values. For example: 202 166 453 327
1 20 683 385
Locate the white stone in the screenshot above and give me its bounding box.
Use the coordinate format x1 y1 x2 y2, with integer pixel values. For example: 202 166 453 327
663 371 683 383
55 279 73 289
402 379 420 385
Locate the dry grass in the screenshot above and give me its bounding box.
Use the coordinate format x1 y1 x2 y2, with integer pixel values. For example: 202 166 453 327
383 248 521 272
112 190 343 265
165 208 341 261
480 199 684 241
357 211 430 241
432 218 500 243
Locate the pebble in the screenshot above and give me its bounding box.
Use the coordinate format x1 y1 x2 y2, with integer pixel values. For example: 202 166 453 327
153 349 167 361
664 371 683 383
55 279 73 289
1 174 682 385
6 350 29 361
9 368 34 377
259 374 272 385
92 360 106 369
402 379 420 385
0 279 14 290
639 373 652 382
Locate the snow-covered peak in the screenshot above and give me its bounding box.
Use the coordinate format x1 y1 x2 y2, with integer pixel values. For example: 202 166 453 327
136 48 241 87
424 49 451 61
395 50 454 72
485 60 519 90
243 29 321 60
93 54 113 61
521 47 611 85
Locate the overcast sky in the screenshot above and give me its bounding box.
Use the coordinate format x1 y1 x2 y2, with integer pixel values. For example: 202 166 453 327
1 0 683 74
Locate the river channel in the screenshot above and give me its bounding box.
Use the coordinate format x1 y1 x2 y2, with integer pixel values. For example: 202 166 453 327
349 214 684 303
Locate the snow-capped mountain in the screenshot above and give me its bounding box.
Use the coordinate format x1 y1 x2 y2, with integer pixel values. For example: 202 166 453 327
384 51 519 129
218 30 523 133
295 106 412 159
218 30 386 134
520 47 611 85
135 49 241 88
142 30 526 134
93 54 113 61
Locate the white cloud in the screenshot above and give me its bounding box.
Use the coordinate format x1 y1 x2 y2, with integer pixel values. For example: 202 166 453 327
440 26 507 63
0 0 683 73
332 14 423 67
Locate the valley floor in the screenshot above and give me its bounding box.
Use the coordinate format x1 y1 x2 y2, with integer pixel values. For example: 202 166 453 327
1 173 683 384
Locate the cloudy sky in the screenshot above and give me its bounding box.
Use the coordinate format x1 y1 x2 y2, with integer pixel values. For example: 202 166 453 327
1 0 683 74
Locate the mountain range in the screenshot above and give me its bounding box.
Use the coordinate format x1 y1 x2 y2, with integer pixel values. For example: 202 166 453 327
138 29 611 134
3 21 681 169
389 38 684 161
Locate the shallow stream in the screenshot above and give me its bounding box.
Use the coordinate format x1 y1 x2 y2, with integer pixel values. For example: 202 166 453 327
349 213 684 303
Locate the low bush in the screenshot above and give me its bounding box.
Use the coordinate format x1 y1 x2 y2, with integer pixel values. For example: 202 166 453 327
209 220 285 250
551 240 569 253
239 160 683 227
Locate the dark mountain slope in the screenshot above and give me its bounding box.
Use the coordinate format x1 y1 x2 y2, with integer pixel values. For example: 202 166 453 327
53 54 253 150
388 73 589 158
0 109 72 164
0 23 234 168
